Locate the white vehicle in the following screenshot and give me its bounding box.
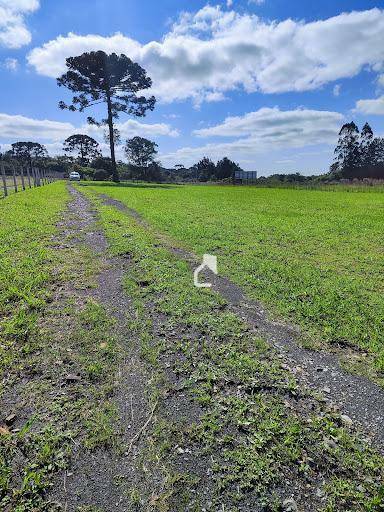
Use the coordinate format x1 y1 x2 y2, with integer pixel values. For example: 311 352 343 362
69 171 81 181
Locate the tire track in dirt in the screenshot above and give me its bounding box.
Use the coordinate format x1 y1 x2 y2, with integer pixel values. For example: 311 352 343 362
98 192 384 450
49 186 154 511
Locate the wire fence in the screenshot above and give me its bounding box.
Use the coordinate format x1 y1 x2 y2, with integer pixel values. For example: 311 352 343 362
0 161 61 199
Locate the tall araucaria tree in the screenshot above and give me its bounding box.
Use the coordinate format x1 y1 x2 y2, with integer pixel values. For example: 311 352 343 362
57 51 156 182
63 134 101 165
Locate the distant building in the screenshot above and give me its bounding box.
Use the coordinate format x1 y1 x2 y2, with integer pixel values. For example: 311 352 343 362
234 169 258 184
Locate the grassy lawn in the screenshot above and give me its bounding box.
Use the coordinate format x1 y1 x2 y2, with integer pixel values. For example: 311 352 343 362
0 182 69 378
0 184 123 510
82 182 384 378
80 185 384 511
2 181 384 510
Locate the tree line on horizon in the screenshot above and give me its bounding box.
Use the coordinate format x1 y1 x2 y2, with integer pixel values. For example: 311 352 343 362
0 134 245 183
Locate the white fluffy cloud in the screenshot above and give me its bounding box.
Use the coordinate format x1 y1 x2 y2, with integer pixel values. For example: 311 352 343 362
355 96 384 115
4 57 18 70
194 107 343 141
93 119 179 138
333 84 341 97
27 6 384 103
0 113 74 139
0 112 179 145
377 75 384 88
0 0 39 48
161 107 343 168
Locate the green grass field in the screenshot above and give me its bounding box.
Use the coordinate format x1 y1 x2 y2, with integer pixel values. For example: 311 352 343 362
0 183 121 510
2 181 384 510
83 182 384 378
79 185 384 511
0 182 68 375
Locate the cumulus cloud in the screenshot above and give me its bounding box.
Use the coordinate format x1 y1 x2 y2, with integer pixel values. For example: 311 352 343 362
333 84 341 96
161 107 343 168
0 112 179 146
4 57 18 70
194 107 343 140
27 6 384 103
355 96 384 115
94 119 179 138
0 113 75 139
377 74 384 88
0 0 39 48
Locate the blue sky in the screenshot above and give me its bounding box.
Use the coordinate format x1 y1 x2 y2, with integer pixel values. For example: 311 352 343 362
0 0 383 175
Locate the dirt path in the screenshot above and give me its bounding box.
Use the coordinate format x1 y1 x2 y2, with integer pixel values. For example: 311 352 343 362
49 186 154 511
99 193 384 450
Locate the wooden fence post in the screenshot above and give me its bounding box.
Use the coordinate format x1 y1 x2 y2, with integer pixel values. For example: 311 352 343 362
33 167 38 186
12 164 18 193
1 161 8 197
20 165 26 191
26 166 32 188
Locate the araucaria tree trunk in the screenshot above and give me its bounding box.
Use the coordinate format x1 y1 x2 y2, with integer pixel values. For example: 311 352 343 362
106 94 118 182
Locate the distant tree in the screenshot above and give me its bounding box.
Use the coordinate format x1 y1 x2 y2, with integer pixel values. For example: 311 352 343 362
45 155 73 175
216 157 243 180
370 137 384 167
10 142 48 174
328 161 340 177
125 136 158 171
333 122 361 177
93 169 110 181
331 121 384 179
146 161 163 182
63 134 101 165
196 157 216 181
360 122 374 168
91 156 114 172
57 51 156 182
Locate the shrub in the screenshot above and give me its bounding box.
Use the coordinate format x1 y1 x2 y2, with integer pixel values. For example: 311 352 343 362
93 169 110 181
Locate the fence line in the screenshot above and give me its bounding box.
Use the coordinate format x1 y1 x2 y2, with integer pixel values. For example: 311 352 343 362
0 160 60 199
